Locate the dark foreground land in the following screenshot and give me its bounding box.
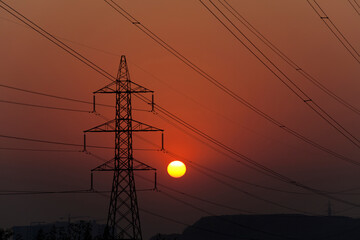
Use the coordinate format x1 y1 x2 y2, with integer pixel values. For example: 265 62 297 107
151 214 360 240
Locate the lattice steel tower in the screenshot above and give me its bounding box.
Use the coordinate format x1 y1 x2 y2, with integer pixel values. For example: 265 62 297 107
84 55 162 240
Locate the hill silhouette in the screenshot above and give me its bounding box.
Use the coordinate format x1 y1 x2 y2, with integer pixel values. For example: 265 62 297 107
150 214 360 240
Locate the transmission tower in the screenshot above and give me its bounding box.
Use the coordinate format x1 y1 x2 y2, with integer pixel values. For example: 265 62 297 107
84 55 163 240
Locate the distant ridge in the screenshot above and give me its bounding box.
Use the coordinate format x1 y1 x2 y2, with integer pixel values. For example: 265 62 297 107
150 214 360 240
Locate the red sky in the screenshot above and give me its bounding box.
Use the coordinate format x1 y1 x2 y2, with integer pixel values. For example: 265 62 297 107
0 0 359 239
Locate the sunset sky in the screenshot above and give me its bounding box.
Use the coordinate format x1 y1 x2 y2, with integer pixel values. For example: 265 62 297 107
0 0 359 239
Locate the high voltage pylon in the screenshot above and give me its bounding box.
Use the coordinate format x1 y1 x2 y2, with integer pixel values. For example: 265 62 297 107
84 55 163 240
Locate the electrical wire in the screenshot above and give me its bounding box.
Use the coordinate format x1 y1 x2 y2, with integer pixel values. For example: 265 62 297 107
0 147 81 152
124 165 257 214
166 153 314 215
1 3 356 233
199 0 360 148
0 1 115 82
0 83 113 108
89 156 308 239
0 133 112 149
92 165 297 239
146 95 360 168
0 189 97 196
140 208 250 240
2 0 360 209
90 106 360 209
220 0 360 116
1 1 357 169
158 190 298 240
91 152 306 239
135 100 360 209
0 99 91 113
306 0 360 63
348 0 360 15
87 150 314 216
3 75 358 169
93 190 250 240
135 127 360 197
1 127 358 212
101 0 360 159
150 105 360 207
0 146 156 152
0 83 146 113
0 13 328 154
164 149 360 210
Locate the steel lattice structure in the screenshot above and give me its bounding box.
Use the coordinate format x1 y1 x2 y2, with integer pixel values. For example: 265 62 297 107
84 55 163 240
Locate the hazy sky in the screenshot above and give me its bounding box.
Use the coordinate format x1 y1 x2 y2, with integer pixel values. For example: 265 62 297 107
0 0 359 239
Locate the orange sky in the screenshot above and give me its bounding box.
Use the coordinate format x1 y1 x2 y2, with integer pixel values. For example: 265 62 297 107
0 0 359 238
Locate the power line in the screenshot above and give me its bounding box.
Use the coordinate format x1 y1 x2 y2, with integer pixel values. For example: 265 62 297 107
2 1 359 209
2 127 358 212
158 185 256 214
2 76 357 194
152 107 360 207
101 0 360 159
159 190 297 240
0 110 358 219
356 0 360 8
120 128 316 197
140 129 360 213
306 0 360 63
0 83 112 108
1 1 357 168
107 159 310 238
0 146 156 152
135 131 360 197
4 74 358 168
87 150 314 216
2 188 248 239
0 189 158 196
0 133 112 149
220 0 360 116
0 1 354 232
348 0 360 15
0 189 95 196
199 0 360 148
170 148 360 207
0 147 81 152
0 12 327 154
94 97 360 209
0 83 147 113
0 99 91 113
90 151 276 216
93 190 249 240
166 153 314 215
140 208 250 240
93 171 296 239
134 102 360 209
127 167 257 214
150 96 360 167
0 1 115 82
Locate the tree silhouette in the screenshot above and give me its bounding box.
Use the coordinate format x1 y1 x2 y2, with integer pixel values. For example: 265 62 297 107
36 229 45 240
0 228 12 240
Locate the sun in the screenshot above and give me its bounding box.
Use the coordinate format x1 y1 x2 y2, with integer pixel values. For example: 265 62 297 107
167 160 186 178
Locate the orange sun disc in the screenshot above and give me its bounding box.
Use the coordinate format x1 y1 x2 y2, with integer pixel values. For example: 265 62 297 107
167 160 186 178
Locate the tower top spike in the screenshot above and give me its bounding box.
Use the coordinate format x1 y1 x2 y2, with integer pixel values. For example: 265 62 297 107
117 55 130 81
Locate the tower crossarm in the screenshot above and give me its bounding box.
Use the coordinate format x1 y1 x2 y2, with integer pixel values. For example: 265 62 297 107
84 119 162 133
132 120 163 132
84 119 115 133
93 80 153 94
91 158 156 172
